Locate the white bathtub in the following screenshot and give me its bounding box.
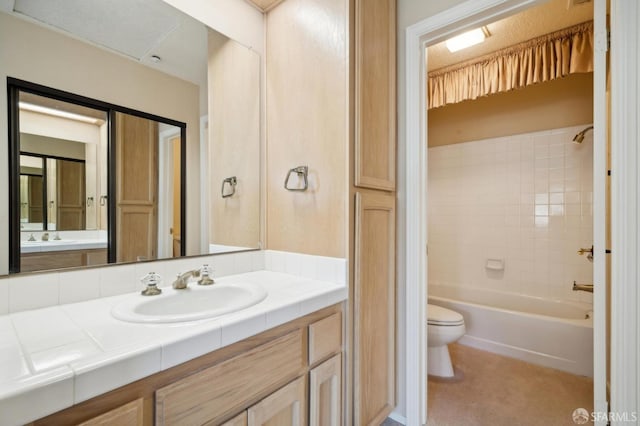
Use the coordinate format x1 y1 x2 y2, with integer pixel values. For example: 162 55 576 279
428 284 593 377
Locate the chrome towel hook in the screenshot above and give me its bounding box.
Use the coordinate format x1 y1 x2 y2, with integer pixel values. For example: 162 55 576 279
284 166 308 191
221 176 237 198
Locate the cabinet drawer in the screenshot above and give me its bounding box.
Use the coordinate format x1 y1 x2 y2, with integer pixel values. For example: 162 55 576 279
156 330 305 425
78 398 144 426
309 312 342 366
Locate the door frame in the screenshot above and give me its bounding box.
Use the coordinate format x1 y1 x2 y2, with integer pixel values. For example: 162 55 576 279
403 0 621 424
609 0 640 418
158 127 181 258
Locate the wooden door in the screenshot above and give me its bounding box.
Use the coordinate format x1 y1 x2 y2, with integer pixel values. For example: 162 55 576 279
171 135 181 257
56 159 86 230
27 175 44 224
247 377 306 426
310 354 342 426
353 191 395 425
115 112 158 262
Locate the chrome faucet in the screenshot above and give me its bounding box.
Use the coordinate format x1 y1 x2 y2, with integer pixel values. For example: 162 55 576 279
172 270 201 289
572 281 594 293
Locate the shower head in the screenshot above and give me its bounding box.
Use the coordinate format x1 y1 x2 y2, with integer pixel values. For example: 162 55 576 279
573 126 593 144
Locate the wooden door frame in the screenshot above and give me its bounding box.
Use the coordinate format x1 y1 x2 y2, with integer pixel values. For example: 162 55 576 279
401 0 611 424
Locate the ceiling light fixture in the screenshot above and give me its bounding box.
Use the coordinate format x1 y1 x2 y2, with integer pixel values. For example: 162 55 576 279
445 27 491 53
18 102 102 125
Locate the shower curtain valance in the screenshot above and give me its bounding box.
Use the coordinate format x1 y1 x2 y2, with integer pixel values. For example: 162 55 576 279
427 20 594 109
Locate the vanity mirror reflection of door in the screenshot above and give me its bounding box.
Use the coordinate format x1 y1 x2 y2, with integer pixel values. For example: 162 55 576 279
115 111 159 263
9 81 186 273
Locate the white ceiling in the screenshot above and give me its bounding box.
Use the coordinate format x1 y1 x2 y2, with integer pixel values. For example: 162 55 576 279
4 0 207 88
428 0 594 72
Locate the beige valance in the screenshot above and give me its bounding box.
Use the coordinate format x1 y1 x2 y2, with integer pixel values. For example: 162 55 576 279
428 21 594 109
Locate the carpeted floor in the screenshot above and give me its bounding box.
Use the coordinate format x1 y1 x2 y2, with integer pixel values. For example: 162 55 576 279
427 344 594 426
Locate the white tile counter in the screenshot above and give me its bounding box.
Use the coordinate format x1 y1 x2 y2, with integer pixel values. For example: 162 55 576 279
0 270 347 425
20 239 108 253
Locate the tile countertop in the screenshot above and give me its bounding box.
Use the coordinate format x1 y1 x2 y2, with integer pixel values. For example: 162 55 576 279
0 270 347 426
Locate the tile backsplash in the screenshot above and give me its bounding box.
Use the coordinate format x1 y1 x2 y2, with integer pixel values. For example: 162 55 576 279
0 250 346 315
428 125 594 303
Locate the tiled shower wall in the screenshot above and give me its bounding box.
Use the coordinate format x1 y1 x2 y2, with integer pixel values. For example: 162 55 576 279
428 125 594 303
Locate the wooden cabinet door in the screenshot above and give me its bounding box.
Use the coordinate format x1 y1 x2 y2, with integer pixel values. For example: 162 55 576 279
310 354 342 426
355 0 396 191
115 112 158 262
222 411 248 426
247 377 306 426
353 191 395 425
78 398 144 426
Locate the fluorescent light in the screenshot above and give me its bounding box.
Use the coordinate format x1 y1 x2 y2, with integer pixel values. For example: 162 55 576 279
18 102 103 125
445 27 489 53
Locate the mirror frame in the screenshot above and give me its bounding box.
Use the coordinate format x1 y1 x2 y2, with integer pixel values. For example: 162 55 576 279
8 77 187 273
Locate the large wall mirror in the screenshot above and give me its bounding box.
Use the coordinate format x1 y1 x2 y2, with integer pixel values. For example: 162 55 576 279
1 0 262 274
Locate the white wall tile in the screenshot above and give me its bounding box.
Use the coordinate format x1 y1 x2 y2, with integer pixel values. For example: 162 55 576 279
428 125 593 303
59 269 100 305
98 264 136 297
9 273 59 313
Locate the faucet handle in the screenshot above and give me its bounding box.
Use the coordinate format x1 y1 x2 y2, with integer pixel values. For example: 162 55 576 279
198 264 215 286
141 272 162 296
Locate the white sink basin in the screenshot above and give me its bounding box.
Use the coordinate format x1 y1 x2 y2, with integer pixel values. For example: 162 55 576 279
111 282 267 323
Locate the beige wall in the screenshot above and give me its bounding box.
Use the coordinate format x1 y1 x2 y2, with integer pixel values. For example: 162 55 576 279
428 73 594 146
0 12 202 273
265 0 348 258
208 30 261 249
20 134 86 161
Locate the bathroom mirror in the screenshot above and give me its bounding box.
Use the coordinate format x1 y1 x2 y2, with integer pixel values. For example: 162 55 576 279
1 0 262 274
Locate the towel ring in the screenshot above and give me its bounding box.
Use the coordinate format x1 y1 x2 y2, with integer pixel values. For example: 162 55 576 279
221 176 237 198
284 166 308 191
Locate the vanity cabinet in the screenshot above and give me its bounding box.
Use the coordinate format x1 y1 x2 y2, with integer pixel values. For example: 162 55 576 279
32 305 343 426
21 248 108 272
155 330 305 425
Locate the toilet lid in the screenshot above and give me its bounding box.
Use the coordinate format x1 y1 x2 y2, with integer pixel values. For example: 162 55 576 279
428 304 464 326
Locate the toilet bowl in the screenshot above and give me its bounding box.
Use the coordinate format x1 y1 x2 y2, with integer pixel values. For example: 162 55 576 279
427 304 465 377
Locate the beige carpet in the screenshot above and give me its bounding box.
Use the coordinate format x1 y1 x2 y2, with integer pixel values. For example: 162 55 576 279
427 344 594 426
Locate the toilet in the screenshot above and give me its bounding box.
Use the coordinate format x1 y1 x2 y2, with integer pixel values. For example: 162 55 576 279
427 304 466 377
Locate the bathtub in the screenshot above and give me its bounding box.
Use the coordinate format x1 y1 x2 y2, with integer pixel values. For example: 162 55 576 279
428 284 593 377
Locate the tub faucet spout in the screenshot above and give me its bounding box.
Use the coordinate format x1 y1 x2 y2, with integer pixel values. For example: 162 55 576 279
572 281 593 293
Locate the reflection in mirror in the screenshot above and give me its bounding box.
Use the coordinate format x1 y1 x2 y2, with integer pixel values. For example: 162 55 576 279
11 84 185 273
208 31 261 254
2 0 262 275
20 154 89 232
